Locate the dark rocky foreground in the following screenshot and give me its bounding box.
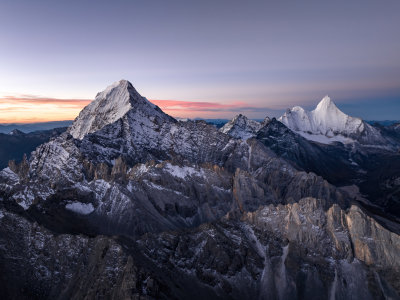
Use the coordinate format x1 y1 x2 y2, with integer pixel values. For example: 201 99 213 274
1 197 399 299
0 80 399 299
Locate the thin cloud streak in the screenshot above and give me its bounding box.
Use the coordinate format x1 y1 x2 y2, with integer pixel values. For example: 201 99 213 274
0 95 92 123
150 99 279 118
0 95 91 108
0 95 282 122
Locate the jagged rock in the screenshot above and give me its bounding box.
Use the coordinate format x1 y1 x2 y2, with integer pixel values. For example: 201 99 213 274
8 153 29 180
2 197 398 300
220 114 262 140
0 80 399 299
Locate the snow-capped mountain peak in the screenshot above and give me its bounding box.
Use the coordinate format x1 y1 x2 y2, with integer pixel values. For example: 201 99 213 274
279 96 385 145
315 95 334 110
69 79 166 139
220 114 262 140
313 95 350 126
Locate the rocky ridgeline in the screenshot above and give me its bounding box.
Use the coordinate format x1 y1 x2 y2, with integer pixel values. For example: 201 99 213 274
0 80 399 299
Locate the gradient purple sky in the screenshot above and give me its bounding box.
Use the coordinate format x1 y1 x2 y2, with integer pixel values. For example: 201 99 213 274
0 0 399 121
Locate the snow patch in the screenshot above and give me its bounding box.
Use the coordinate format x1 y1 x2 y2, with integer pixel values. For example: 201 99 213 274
65 201 95 215
144 180 184 196
295 131 354 145
134 164 150 176
73 182 92 193
13 187 36 210
165 163 204 179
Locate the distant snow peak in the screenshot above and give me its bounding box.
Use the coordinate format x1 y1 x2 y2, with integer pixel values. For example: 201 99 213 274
9 129 25 136
69 79 162 140
220 114 262 140
279 96 384 145
315 95 334 110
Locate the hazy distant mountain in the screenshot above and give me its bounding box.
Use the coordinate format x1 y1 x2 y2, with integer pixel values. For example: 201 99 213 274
366 120 400 126
1 80 399 299
0 127 67 169
279 96 387 145
0 120 73 134
202 118 229 128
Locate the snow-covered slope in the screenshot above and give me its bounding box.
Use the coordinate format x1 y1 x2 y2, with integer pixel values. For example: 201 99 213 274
279 96 385 145
220 114 262 140
69 80 172 139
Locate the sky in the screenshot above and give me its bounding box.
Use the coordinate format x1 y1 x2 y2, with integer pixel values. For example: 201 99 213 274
0 0 399 122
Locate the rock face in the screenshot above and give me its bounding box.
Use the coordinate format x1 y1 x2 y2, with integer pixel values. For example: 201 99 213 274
1 198 399 299
0 80 399 299
222 117 399 216
69 79 174 140
256 118 358 185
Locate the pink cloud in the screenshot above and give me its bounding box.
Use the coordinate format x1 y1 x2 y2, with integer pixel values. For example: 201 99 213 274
149 99 265 112
0 95 92 108
0 94 278 121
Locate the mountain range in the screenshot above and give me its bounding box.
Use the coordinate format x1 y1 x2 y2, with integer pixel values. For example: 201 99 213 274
0 80 399 299
0 121 73 134
0 127 67 169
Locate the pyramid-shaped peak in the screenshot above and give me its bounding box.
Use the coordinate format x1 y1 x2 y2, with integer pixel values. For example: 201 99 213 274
69 80 171 140
232 114 246 120
322 95 331 102
262 116 271 126
96 79 141 102
9 129 25 136
315 95 338 111
229 114 257 126
226 114 253 127
220 114 261 140
107 79 133 89
113 79 136 91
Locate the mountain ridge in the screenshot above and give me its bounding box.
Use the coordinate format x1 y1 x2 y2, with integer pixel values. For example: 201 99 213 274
0 80 399 299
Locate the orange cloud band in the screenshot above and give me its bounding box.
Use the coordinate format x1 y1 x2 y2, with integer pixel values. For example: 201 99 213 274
151 99 265 112
0 95 273 123
0 95 91 108
0 95 92 123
